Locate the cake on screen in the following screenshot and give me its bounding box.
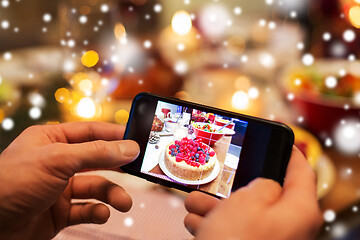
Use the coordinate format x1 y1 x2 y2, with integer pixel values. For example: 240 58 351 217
164 137 217 181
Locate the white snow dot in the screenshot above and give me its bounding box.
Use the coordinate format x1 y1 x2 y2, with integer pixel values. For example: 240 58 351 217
325 76 337 89
265 0 274 5
1 0 9 8
29 107 42 120
348 54 356 61
4 52 12 61
1 20 9 29
67 39 75 48
79 15 87 24
259 19 266 27
100 4 109 13
287 93 295 101
324 210 336 222
174 60 188 75
248 87 259 99
124 217 133 227
334 120 360 154
13 27 19 33
302 53 314 66
325 138 333 147
268 21 276 29
143 40 152 49
241 55 248 63
177 43 185 51
184 0 190 5
234 7 242 15
294 78 302 86
2 118 14 131
323 32 331 41
353 206 358 212
290 11 297 18
338 68 346 77
43 13 52 23
343 29 356 42
297 42 304 50
331 223 347 238
298 116 304 123
42 27 47 33
154 4 162 13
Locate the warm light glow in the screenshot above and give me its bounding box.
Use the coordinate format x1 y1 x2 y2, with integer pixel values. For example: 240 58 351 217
55 88 70 103
349 6 360 29
171 11 192 35
114 23 126 41
76 97 96 119
78 79 93 92
232 91 250 110
234 76 250 90
115 109 129 124
0 109 4 122
81 50 99 67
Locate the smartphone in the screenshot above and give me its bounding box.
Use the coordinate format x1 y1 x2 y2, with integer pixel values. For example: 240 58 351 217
122 92 294 198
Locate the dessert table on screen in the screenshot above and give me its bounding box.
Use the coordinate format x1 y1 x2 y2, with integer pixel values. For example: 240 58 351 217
148 135 238 197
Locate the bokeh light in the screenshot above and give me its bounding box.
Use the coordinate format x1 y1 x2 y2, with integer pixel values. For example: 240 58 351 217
349 6 360 28
75 97 96 119
81 50 99 67
232 91 249 110
334 119 360 154
2 117 14 131
115 109 129 124
171 11 192 35
55 88 71 103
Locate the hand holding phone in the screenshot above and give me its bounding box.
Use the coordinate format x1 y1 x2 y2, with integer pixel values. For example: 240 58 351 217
184 147 322 239
123 93 294 198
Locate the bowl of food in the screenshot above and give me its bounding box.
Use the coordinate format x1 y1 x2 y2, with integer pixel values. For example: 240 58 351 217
191 122 235 146
280 60 360 136
164 118 179 132
214 118 235 130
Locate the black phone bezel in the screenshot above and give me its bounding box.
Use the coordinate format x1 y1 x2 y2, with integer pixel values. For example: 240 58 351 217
122 92 294 197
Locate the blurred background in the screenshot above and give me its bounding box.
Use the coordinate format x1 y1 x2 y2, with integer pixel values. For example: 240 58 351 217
0 0 360 239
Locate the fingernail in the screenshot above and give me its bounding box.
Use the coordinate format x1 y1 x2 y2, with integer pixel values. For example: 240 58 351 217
118 140 140 159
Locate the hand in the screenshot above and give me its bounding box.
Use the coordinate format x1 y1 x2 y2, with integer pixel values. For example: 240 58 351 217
184 146 323 240
0 122 140 240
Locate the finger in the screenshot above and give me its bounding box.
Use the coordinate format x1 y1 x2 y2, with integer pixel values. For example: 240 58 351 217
243 178 282 204
184 213 204 236
71 175 132 212
282 146 317 201
68 203 110 225
41 140 139 177
185 191 220 216
57 122 126 143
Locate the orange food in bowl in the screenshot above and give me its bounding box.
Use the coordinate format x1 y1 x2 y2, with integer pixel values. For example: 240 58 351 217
291 125 322 169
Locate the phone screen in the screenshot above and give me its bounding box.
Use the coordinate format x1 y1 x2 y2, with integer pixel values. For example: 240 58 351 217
123 93 293 198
